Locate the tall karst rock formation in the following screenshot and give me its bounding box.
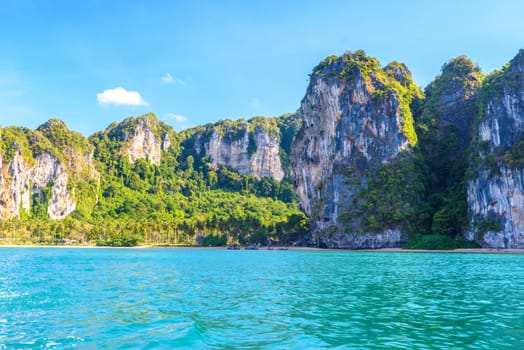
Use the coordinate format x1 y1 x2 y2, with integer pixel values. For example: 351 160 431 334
2 49 524 250
467 50 524 248
416 56 483 237
291 51 425 248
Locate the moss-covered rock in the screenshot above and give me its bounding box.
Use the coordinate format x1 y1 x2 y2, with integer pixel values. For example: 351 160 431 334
293 50 425 248
415 55 483 238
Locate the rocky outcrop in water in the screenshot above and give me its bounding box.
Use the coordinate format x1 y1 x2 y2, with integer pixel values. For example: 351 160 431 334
466 50 524 248
185 117 285 181
291 51 423 248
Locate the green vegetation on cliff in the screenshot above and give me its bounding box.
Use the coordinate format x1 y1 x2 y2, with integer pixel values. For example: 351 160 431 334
0 120 99 221
3 50 522 250
473 49 524 171
310 51 427 245
0 113 307 246
415 56 483 238
179 114 297 202
341 152 429 236
0 126 36 164
37 118 100 219
312 50 422 146
180 115 280 155
276 113 301 173
92 114 306 245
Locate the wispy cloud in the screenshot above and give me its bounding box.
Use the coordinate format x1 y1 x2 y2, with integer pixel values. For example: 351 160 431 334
161 73 174 84
161 73 185 85
165 113 190 131
166 113 188 122
96 87 148 106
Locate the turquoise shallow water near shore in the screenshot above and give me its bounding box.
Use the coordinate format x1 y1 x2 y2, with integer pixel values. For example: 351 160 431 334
0 248 523 349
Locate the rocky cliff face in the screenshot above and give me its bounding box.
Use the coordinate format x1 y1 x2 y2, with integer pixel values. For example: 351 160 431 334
467 50 524 248
0 150 31 219
467 168 524 247
18 152 75 219
0 121 98 220
291 51 423 248
3 49 524 249
188 118 285 181
418 56 482 153
108 113 173 165
415 56 483 237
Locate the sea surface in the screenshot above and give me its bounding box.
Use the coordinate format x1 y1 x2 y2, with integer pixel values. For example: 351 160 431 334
0 248 523 349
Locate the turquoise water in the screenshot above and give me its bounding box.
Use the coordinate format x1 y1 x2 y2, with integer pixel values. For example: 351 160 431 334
0 248 523 349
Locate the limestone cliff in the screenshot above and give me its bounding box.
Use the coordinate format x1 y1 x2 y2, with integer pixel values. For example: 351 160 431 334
0 120 98 220
291 51 423 248
103 113 174 165
184 117 285 181
466 50 524 248
3 49 524 250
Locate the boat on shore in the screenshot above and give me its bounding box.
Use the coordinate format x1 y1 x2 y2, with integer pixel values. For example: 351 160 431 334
226 243 289 250
268 246 289 250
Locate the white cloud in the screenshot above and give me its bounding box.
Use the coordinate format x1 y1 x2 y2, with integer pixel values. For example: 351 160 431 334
161 73 185 85
166 113 188 122
161 73 174 84
97 87 148 106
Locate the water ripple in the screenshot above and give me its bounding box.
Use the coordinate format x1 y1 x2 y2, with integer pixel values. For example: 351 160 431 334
0 248 523 349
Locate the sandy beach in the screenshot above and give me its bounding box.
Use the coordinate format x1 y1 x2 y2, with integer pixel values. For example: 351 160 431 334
0 244 523 254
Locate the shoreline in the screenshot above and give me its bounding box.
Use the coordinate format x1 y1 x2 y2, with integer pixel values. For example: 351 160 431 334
353 247 524 254
289 247 524 254
0 244 523 254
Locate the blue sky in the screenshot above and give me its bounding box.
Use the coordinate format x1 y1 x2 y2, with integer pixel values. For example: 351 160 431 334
0 0 523 136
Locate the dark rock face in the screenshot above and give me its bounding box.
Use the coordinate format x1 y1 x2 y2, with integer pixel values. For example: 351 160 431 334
467 50 524 248
415 56 483 238
419 56 482 152
291 51 422 248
